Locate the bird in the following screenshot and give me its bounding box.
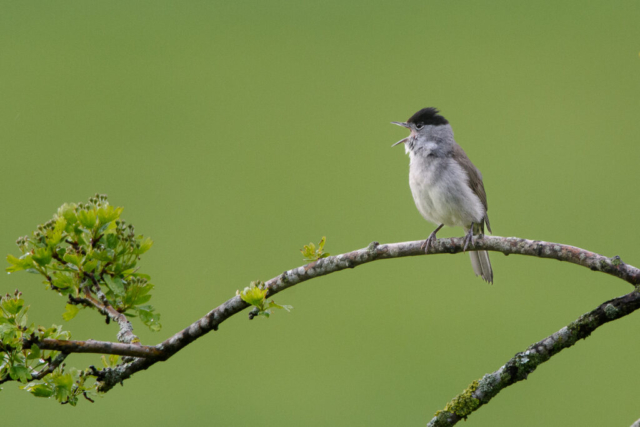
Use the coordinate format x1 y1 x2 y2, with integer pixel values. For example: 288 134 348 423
391 107 493 283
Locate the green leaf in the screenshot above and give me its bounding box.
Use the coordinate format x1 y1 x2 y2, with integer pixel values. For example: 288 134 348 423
1 322 20 344
104 275 125 296
300 242 315 259
53 373 73 388
1 297 24 315
41 324 71 341
74 232 88 246
133 294 151 305
101 354 120 368
135 236 154 255
137 305 162 332
16 305 30 328
47 217 67 247
116 261 136 274
23 382 54 397
97 205 123 226
98 219 117 234
267 301 293 312
123 282 154 307
236 282 291 319
237 282 267 307
92 249 113 262
52 372 73 401
83 258 98 273
62 304 80 321
57 203 78 226
32 247 52 266
318 236 326 251
62 253 82 268
77 209 97 229
9 364 31 383
300 236 329 262
6 254 20 271
27 344 41 360
52 273 76 290
105 234 119 250
6 254 34 273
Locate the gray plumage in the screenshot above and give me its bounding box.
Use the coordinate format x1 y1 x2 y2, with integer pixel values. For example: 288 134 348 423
392 108 493 283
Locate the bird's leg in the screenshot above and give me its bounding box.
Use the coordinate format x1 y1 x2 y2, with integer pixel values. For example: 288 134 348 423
463 222 475 252
421 224 444 253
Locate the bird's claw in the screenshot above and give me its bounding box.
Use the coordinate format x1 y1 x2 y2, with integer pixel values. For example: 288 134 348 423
463 229 474 252
421 232 437 254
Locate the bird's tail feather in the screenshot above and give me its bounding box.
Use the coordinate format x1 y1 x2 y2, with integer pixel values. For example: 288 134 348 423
469 250 493 284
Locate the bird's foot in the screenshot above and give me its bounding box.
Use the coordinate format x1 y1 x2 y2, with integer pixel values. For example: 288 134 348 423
421 224 444 254
463 228 474 252
421 233 437 253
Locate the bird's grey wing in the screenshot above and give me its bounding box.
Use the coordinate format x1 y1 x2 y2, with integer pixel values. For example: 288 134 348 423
452 144 492 233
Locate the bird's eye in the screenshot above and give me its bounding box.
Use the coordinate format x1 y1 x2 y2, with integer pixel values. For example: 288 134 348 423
415 123 424 130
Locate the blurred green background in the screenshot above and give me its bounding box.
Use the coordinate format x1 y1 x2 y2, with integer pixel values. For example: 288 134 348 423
1 1 639 425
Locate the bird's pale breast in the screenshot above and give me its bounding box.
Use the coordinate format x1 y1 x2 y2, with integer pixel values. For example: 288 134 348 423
409 155 485 229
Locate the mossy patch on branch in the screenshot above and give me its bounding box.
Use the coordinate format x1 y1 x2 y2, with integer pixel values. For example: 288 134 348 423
435 380 480 419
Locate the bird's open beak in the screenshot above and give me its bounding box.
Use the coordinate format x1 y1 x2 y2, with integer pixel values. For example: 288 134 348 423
391 121 410 129
391 121 411 147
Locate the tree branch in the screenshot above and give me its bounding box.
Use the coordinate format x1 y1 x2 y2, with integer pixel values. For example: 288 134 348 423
426 289 640 426
36 339 162 358
31 236 639 401
32 352 69 380
73 288 139 344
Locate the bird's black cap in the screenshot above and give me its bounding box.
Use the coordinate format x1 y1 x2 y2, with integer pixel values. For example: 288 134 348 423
407 107 449 127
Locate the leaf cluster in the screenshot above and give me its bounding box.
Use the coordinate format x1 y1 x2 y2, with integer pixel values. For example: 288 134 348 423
3 195 162 404
300 236 330 262
0 291 96 404
237 281 292 318
6 194 161 331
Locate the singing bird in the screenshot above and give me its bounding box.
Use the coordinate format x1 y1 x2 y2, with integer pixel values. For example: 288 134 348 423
392 107 493 283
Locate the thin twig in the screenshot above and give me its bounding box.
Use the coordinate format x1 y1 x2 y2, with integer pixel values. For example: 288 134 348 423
84 272 111 309
78 287 139 344
32 352 69 380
